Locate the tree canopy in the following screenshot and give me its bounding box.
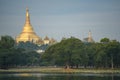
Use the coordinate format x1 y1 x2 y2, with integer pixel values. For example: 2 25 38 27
0 36 120 69
42 37 120 69
0 36 41 69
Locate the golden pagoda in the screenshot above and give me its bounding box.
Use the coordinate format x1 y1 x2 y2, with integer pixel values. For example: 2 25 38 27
16 8 41 43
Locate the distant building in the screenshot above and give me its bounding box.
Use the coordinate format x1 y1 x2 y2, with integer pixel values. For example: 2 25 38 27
44 36 50 44
83 30 94 43
16 8 56 45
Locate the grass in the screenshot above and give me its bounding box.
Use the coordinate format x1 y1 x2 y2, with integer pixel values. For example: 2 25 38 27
0 67 120 74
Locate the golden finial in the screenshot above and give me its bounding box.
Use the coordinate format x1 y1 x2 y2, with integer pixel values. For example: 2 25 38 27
26 7 29 17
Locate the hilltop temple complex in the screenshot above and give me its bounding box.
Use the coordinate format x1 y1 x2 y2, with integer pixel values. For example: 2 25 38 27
15 8 94 46
16 8 56 45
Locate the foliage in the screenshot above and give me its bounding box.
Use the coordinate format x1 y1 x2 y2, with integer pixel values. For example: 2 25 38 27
0 36 41 69
100 37 110 43
0 36 15 49
42 37 120 69
0 36 120 69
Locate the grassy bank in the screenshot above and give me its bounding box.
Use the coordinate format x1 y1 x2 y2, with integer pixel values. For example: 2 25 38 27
0 67 120 74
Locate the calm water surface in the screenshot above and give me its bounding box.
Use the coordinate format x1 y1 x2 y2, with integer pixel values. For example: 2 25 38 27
0 73 120 80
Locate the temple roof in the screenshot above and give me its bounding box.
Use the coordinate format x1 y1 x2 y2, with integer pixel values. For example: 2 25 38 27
44 36 49 40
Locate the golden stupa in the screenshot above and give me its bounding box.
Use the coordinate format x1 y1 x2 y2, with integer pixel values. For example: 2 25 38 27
16 8 40 43
83 30 94 43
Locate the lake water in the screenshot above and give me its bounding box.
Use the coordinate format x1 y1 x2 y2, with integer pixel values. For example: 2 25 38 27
0 73 120 80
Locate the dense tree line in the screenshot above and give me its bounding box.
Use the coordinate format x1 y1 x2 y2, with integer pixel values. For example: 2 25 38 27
42 37 120 69
0 36 120 69
0 36 41 69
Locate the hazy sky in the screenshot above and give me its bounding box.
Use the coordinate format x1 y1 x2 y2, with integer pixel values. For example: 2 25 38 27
0 0 120 42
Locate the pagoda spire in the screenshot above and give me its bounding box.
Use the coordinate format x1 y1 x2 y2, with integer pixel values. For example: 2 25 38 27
25 8 31 25
88 30 94 42
88 30 92 38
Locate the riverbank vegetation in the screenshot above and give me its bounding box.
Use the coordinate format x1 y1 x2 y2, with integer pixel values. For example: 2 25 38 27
0 36 120 70
42 37 120 69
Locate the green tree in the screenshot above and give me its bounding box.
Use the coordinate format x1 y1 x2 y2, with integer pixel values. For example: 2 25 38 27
0 35 41 69
93 43 107 68
0 36 15 69
0 36 15 49
100 37 110 43
42 37 86 68
106 40 120 69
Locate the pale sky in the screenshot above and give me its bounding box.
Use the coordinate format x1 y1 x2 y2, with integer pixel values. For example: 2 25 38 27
0 0 120 42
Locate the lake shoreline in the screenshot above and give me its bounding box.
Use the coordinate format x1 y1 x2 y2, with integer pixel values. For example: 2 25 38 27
0 67 120 74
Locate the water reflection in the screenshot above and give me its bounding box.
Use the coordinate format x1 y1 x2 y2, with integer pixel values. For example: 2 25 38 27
0 73 120 80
